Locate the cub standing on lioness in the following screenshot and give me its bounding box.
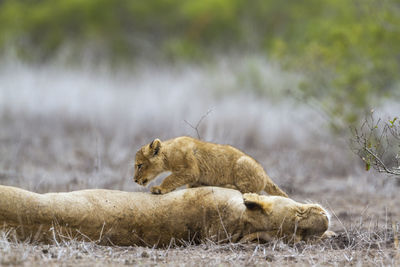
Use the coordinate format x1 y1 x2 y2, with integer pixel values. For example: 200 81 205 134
133 136 288 197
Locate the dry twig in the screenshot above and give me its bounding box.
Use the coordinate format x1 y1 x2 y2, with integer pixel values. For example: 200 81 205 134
184 109 213 140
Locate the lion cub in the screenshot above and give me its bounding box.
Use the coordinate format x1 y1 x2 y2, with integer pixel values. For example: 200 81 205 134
133 136 288 197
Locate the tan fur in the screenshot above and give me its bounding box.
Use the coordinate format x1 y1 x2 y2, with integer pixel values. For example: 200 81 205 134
0 185 328 247
133 136 288 197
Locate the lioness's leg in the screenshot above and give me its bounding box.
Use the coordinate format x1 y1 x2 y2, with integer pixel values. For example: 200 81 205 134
239 231 276 243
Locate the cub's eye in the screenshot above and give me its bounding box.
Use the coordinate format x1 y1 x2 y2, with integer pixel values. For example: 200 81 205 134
137 164 143 170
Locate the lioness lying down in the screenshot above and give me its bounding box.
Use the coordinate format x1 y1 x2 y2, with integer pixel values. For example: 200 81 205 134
134 136 288 197
0 185 329 247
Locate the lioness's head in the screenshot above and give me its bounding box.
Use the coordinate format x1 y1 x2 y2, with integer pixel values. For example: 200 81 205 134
243 193 329 242
133 138 164 186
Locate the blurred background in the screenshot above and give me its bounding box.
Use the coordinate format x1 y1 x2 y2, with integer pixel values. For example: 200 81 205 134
0 0 399 201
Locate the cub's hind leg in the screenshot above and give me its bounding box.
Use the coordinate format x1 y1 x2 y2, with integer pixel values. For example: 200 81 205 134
263 174 288 197
233 156 266 193
233 156 288 197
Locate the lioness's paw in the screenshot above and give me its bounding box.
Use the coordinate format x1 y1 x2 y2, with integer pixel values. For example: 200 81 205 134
321 230 337 239
243 193 259 203
151 186 167 194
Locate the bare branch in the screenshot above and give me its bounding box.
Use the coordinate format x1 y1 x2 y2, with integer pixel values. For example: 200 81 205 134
350 112 400 178
184 109 213 140
364 147 400 176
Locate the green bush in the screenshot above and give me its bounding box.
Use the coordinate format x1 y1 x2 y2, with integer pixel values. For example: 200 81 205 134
269 0 400 129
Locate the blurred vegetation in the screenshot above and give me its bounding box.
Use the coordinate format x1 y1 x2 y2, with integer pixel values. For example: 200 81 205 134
269 0 400 130
0 0 399 129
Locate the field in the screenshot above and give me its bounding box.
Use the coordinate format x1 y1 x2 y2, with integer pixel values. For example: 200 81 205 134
0 61 399 266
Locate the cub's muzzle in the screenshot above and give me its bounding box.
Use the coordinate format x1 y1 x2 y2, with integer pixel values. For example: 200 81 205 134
134 177 148 186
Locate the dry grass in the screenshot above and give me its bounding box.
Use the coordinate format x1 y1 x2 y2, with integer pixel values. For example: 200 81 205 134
0 60 399 266
1 224 398 266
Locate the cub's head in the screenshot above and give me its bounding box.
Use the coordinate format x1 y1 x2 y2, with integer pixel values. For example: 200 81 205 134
243 193 329 242
133 138 165 186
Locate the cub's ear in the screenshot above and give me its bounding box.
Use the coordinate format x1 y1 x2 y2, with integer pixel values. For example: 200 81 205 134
149 138 161 156
243 193 272 214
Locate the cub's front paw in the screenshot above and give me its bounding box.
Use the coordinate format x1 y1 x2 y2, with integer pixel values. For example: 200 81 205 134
150 186 167 194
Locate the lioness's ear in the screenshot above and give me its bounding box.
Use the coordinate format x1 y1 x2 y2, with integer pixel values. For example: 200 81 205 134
243 193 272 214
244 200 263 211
149 138 161 156
297 206 307 215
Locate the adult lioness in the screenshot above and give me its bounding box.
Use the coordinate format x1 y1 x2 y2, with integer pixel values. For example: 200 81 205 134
0 185 329 246
134 136 288 197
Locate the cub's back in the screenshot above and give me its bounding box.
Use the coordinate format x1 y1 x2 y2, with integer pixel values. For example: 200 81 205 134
176 137 247 179
173 136 245 160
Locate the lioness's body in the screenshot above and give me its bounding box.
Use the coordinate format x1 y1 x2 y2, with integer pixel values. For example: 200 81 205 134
134 136 288 197
0 185 327 246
